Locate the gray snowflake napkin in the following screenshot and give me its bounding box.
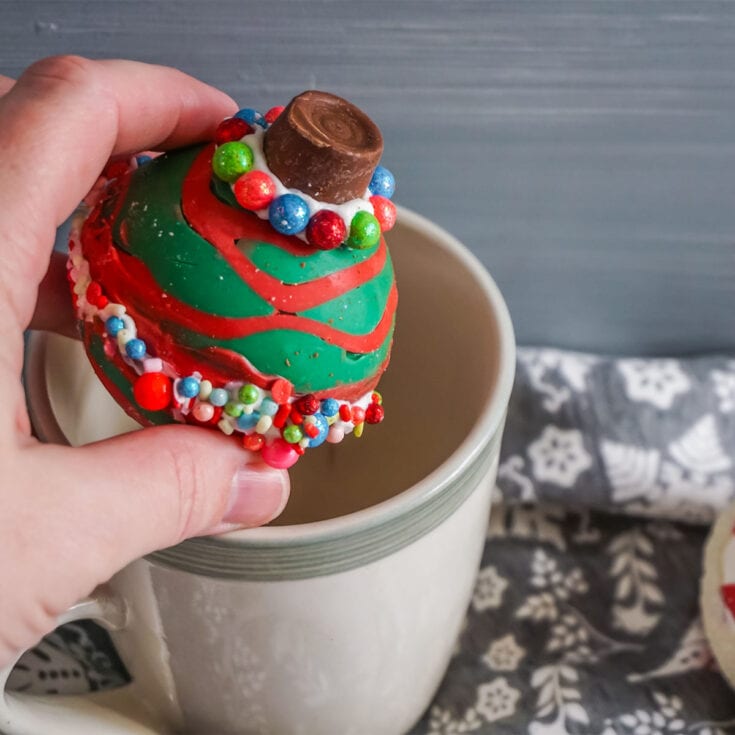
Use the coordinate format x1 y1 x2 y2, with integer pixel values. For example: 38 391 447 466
409 506 735 734
498 348 735 523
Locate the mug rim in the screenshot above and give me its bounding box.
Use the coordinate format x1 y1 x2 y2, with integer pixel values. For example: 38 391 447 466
25 206 515 548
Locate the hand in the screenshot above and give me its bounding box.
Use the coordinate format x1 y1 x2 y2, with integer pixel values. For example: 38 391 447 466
0 57 290 667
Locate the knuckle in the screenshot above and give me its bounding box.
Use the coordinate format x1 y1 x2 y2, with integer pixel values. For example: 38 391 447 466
19 55 117 125
166 442 210 541
23 54 97 92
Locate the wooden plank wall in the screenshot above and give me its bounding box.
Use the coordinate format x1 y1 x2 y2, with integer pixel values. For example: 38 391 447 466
2 0 734 354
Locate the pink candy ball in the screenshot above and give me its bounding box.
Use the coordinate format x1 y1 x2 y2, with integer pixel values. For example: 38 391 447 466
261 438 300 469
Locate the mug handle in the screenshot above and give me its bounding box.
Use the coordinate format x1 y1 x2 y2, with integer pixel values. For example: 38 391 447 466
0 586 165 735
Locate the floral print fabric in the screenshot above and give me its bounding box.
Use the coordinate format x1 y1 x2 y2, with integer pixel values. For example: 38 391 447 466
499 349 735 523
410 506 735 734
11 348 735 732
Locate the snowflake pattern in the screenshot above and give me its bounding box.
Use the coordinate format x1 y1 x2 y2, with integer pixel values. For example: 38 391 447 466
472 565 508 612
618 359 691 410
517 347 597 413
527 426 593 487
474 677 520 722
482 634 525 672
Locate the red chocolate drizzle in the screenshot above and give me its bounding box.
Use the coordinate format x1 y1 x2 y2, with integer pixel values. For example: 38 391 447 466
79 147 396 401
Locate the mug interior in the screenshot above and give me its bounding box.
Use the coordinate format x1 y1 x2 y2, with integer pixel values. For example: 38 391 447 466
40 210 504 525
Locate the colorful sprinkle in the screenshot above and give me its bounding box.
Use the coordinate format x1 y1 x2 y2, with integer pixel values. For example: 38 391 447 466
353 421 364 438
351 405 366 424
234 108 267 129
237 412 259 430
193 402 215 422
261 438 300 469
365 403 385 424
142 358 163 373
295 394 320 415
271 378 293 404
198 380 213 401
209 388 228 407
179 376 200 398
269 194 309 235
369 165 395 199
306 414 329 448
327 426 345 444
233 170 277 211
218 418 235 436
260 398 279 416
339 404 352 422
290 408 304 425
239 383 260 405
212 141 254 182
321 398 339 417
264 106 285 124
256 415 273 434
283 424 304 444
215 117 253 145
105 316 124 337
85 281 103 305
306 210 347 250
243 433 265 452
225 401 244 418
347 211 381 250
369 195 397 232
273 404 291 429
125 338 146 360
133 372 171 411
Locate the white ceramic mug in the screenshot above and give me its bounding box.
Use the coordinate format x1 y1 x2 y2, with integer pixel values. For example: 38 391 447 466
3 208 515 735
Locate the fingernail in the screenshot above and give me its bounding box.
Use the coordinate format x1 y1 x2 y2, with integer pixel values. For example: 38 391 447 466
223 465 289 527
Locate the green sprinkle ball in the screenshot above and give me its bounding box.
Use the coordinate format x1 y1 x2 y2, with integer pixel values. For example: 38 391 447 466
283 424 304 444
347 211 381 250
212 142 254 182
239 383 259 405
224 401 244 418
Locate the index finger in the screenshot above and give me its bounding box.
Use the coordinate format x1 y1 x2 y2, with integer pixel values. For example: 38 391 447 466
0 75 15 96
0 56 237 330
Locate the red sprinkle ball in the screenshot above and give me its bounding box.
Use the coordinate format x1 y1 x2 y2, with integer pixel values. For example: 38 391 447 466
215 117 253 145
365 403 385 424
306 210 347 250
134 372 172 412
264 106 285 124
85 281 103 306
295 393 320 415
370 195 397 232
243 433 265 452
234 170 277 211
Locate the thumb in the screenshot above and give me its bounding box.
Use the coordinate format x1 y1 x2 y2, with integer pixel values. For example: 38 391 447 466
2 426 288 663
23 425 290 580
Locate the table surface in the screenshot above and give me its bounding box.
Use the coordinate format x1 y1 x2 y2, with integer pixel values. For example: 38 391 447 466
3 0 735 355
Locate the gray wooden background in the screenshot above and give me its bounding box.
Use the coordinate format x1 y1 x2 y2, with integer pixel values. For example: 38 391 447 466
3 0 735 355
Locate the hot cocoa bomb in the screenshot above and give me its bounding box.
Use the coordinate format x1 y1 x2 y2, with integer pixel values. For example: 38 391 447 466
67 91 397 469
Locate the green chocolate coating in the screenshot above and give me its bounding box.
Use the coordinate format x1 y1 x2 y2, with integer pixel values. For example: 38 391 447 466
103 145 395 394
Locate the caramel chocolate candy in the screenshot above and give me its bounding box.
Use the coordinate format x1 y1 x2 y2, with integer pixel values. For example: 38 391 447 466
263 90 383 204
